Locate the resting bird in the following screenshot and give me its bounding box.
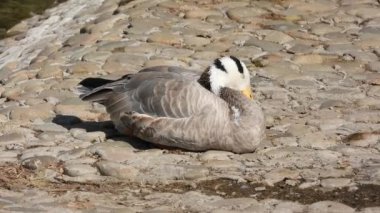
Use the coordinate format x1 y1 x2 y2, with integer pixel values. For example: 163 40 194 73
78 56 265 153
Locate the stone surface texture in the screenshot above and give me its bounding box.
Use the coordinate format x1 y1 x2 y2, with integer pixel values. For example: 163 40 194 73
0 0 379 212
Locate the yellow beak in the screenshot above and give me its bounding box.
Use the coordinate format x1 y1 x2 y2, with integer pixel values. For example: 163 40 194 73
242 86 254 100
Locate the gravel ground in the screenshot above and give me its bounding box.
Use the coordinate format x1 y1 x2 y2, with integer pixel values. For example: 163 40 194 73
0 0 380 212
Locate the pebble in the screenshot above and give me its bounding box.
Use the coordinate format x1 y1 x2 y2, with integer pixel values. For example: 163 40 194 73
83 51 112 64
21 156 58 170
88 142 135 163
57 148 86 161
184 35 211 47
199 150 233 162
55 102 100 121
245 38 282 52
96 160 138 180
36 64 63 79
263 168 300 186
185 9 222 19
272 202 306 213
347 7 380 19
360 207 380 213
144 59 188 67
226 7 267 23
320 178 352 189
72 131 106 143
147 32 183 45
69 61 100 76
103 53 146 73
31 123 68 133
10 104 55 121
344 132 380 147
366 61 380 73
307 201 355 213
263 30 294 44
0 133 26 145
228 46 262 59
63 163 98 177
293 54 324 65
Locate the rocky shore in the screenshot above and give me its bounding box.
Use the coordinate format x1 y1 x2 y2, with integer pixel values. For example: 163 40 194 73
0 0 380 212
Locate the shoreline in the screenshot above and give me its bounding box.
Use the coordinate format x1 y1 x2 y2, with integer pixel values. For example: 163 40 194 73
0 0 105 71
0 0 67 39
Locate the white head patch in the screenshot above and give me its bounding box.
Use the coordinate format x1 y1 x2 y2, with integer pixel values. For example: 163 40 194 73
208 56 250 95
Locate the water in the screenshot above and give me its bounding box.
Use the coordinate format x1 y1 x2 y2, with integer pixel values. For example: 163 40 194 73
0 0 64 39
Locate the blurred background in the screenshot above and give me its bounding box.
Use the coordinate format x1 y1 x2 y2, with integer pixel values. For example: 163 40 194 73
0 0 65 39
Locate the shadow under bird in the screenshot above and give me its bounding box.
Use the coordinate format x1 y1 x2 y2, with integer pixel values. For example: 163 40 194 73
78 56 265 153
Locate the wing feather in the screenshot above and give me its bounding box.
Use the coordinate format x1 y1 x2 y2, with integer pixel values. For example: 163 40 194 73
80 65 230 124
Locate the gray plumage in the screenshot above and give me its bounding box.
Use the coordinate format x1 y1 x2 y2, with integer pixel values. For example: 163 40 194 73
79 57 265 153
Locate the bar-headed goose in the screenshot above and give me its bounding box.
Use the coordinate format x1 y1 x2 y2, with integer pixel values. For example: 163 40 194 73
78 56 265 153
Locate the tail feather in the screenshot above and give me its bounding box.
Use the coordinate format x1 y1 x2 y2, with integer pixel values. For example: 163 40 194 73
77 77 116 103
79 77 114 90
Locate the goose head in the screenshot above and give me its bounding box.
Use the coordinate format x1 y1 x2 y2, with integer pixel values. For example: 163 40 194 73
199 56 254 100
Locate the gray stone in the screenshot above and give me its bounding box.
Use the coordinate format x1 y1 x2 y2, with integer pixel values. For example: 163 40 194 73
0 151 18 158
72 131 106 143
344 132 380 147
0 133 26 145
63 163 98 177
97 41 135 52
96 160 138 180
65 157 97 165
69 61 100 76
10 104 55 121
288 43 313 54
144 59 188 68
263 168 300 186
183 35 211 47
320 178 352 189
88 142 135 163
209 197 259 211
160 47 194 59
347 6 380 19
228 46 263 59
185 9 222 19
124 18 165 35
191 51 219 61
293 54 323 65
226 7 267 23
22 156 58 170
147 32 183 46
57 174 110 184
347 111 380 123
272 201 305 213
310 23 341 36
348 51 378 62
297 132 337 149
103 53 146 73
20 146 71 161
263 30 294 44
36 65 63 79
360 207 380 213
183 165 209 180
83 51 112 64
31 123 68 133
245 38 282 52
366 61 380 73
307 201 355 213
199 150 233 162
57 148 87 161
326 43 357 55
